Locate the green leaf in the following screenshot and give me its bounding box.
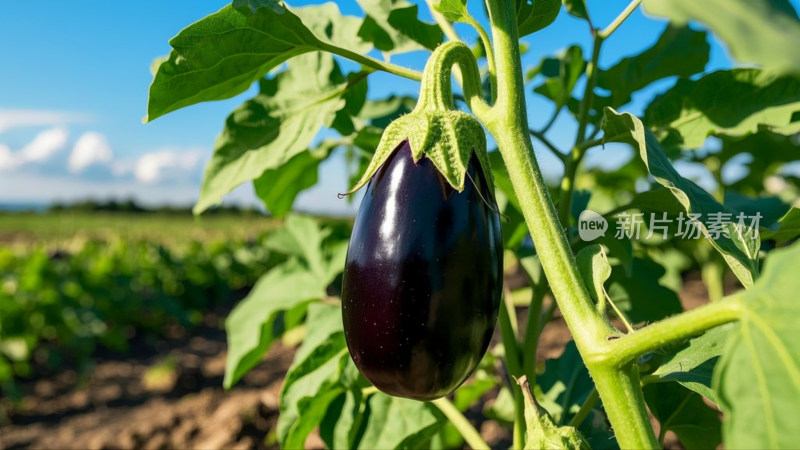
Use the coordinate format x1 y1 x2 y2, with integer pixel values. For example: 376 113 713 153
724 192 790 231
223 261 325 388
649 325 731 405
576 244 610 305
146 3 319 121
253 144 332 218
357 394 443 449
536 342 594 424
278 303 349 449
533 46 585 109
357 0 442 54
604 186 685 218
562 0 588 20
642 0 800 76
516 0 561 37
644 382 722 449
597 25 709 107
761 207 800 243
194 52 348 214
607 257 682 323
714 241 800 449
263 214 331 283
602 107 761 288
645 69 800 150
293 2 374 54
431 0 468 22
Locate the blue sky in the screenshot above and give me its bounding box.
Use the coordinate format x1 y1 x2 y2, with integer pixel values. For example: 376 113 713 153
0 0 762 213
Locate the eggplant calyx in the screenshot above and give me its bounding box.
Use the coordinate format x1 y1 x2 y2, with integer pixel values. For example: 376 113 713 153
344 42 494 195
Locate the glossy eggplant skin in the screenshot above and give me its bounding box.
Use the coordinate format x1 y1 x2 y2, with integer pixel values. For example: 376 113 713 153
341 141 503 401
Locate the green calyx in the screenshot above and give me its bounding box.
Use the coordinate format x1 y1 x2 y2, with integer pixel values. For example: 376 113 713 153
347 42 492 194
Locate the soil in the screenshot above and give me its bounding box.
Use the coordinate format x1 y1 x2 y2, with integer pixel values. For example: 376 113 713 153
0 276 721 450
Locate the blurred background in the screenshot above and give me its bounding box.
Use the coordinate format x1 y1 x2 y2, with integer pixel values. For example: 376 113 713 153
2 0 798 448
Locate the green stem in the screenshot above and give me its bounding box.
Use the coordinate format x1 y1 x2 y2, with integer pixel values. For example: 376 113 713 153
464 15 497 102
417 41 491 117
701 259 725 302
425 0 461 42
605 297 743 367
431 398 490 450
599 0 642 39
557 34 603 225
576 136 604 152
317 42 423 81
522 275 548 380
567 388 598 428
481 1 658 447
498 290 525 449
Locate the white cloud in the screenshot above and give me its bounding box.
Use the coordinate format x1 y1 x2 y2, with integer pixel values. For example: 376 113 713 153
0 127 68 171
0 109 89 134
134 150 202 183
68 132 113 173
21 127 69 162
0 144 15 170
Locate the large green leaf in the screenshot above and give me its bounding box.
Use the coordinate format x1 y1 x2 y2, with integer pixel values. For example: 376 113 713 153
642 0 800 76
597 25 709 107
262 214 347 286
278 303 349 449
532 46 585 109
357 394 443 449
357 0 442 54
223 261 325 388
516 0 561 37
607 258 682 323
602 107 761 288
645 69 800 150
147 2 319 121
194 53 348 214
253 141 338 218
714 241 800 448
644 382 722 449
294 2 374 54
648 325 731 405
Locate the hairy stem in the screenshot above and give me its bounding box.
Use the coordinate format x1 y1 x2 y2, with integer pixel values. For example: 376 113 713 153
481 0 658 447
557 35 603 225
317 42 423 81
606 297 743 367
465 15 497 102
431 398 490 450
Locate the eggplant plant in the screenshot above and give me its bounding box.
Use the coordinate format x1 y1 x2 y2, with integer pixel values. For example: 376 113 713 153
146 0 800 448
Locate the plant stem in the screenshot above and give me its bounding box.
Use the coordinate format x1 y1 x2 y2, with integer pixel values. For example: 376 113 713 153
576 136 604 152
567 388 598 428
522 277 547 380
425 0 461 42
606 297 743 367
600 0 642 39
481 0 658 447
431 398 490 450
317 42 423 81
465 15 497 102
557 34 603 225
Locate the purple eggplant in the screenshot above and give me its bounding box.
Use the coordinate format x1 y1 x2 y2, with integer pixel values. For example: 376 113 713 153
341 140 503 401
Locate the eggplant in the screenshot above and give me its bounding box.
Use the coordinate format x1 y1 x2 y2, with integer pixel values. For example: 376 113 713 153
342 141 503 401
